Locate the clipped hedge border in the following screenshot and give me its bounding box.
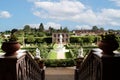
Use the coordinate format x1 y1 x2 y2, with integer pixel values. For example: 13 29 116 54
44 58 76 67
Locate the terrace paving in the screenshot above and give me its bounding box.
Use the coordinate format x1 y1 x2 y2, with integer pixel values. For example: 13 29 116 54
45 67 75 80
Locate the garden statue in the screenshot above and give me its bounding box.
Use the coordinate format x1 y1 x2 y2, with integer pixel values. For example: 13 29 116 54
60 33 63 44
35 48 44 69
59 33 63 48
35 48 41 59
77 47 84 58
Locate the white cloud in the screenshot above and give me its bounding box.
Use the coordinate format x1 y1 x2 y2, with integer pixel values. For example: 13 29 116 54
32 0 86 20
31 0 99 25
30 0 120 28
27 0 40 2
25 22 61 30
97 9 120 26
26 24 40 28
71 9 98 25
75 25 92 30
44 22 61 29
0 11 11 18
110 0 120 6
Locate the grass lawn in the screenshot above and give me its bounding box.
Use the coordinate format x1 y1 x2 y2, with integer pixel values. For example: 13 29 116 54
53 44 58 49
47 43 76 59
47 50 57 59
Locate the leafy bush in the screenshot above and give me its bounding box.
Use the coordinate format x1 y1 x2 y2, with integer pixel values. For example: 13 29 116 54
43 37 52 43
44 59 75 67
65 50 74 58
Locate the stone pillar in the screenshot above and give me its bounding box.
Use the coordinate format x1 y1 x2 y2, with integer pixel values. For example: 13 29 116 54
101 54 120 80
0 51 26 80
94 49 120 80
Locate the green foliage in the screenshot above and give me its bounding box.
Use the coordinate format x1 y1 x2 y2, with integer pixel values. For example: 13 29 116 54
8 34 18 41
3 29 19 42
53 44 58 49
39 23 44 32
70 49 78 57
92 26 98 31
36 32 46 37
70 36 80 43
37 43 50 58
47 50 57 59
35 37 44 43
43 37 52 43
65 50 74 58
23 25 31 33
63 27 69 32
26 35 35 43
70 36 96 45
100 32 117 41
21 47 36 56
117 36 120 50
45 59 75 67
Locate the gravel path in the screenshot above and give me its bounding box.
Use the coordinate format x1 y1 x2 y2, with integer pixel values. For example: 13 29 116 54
57 49 65 59
45 67 75 80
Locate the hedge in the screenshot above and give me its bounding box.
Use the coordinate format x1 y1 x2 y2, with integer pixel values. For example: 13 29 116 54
44 59 75 67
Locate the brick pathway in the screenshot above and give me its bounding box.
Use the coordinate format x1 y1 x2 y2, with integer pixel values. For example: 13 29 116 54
45 67 75 80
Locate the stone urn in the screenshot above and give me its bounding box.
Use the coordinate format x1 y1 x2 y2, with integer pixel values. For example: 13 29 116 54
1 41 21 56
97 40 119 55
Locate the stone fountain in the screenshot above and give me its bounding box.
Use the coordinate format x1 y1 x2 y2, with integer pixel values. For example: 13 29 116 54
56 33 69 59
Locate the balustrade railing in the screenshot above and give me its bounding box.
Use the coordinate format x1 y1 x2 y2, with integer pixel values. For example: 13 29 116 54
75 48 120 80
0 50 45 80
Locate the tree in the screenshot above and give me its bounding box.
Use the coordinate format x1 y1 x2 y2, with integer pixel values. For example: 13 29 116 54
49 26 54 32
92 26 98 31
11 29 18 34
63 27 69 32
39 23 44 32
36 32 46 37
26 35 35 45
99 27 104 31
60 26 62 32
23 25 31 33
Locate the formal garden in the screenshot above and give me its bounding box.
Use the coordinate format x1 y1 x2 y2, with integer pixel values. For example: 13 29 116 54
0 34 98 67
20 42 98 67
0 24 120 67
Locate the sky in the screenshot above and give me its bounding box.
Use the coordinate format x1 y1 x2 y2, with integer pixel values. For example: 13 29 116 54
0 0 120 32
